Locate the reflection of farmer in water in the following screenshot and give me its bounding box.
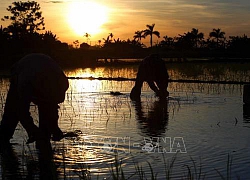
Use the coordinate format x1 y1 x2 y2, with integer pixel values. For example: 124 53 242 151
133 98 169 137
130 54 169 100
0 53 69 144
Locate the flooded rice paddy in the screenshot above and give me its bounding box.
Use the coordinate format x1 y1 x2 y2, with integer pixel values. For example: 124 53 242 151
0 63 250 179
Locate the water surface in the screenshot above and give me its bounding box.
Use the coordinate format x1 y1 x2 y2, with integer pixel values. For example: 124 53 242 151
0 63 250 179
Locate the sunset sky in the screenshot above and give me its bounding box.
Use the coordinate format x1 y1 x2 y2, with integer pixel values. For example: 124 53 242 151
1 0 250 46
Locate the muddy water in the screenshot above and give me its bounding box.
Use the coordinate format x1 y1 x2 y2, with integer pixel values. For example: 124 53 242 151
1 64 250 179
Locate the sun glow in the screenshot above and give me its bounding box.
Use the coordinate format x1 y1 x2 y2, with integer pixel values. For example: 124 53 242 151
67 1 108 36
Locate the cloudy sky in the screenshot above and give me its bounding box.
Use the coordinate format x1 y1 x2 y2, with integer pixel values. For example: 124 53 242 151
1 0 250 46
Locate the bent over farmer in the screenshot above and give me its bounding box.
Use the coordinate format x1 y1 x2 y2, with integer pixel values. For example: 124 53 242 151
130 54 169 100
0 53 69 144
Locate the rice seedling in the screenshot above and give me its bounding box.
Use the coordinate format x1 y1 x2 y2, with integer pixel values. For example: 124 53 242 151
183 157 205 180
109 155 126 180
134 161 146 180
214 154 233 180
163 153 177 180
147 161 158 180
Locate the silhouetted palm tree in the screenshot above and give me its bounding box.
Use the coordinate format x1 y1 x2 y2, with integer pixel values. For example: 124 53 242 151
133 30 145 43
103 33 114 45
191 28 204 48
103 37 110 44
143 23 160 48
98 39 101 46
83 33 91 44
109 33 114 41
114 38 121 43
209 28 225 48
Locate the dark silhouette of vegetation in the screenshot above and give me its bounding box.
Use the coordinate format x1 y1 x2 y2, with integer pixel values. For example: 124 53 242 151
228 34 250 53
1 1 45 35
174 28 204 50
190 28 204 48
83 32 91 44
143 23 160 48
133 30 145 44
209 28 226 49
1 1 250 69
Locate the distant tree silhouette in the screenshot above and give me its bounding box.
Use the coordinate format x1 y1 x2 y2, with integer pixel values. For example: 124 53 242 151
2 1 45 39
160 35 175 49
143 23 160 48
0 25 8 40
228 34 250 52
73 40 80 48
0 25 9 53
190 28 204 48
103 33 114 46
175 28 204 50
80 42 90 49
43 31 57 42
209 28 225 48
128 38 146 48
114 38 122 44
133 30 145 43
42 30 60 51
83 32 91 44
109 33 114 41
103 36 110 44
97 39 102 47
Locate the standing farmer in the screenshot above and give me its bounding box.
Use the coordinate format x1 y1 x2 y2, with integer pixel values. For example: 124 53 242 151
0 53 69 144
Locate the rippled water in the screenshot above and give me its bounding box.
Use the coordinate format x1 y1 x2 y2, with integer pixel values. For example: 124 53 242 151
1 63 250 179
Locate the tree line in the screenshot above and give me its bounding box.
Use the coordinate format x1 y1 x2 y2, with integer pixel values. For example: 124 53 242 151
1 1 250 69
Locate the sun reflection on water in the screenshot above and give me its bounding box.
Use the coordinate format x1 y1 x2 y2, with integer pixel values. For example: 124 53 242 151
66 68 105 93
66 68 106 78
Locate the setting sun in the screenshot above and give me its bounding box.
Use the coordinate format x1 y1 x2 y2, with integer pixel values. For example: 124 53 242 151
67 1 108 36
